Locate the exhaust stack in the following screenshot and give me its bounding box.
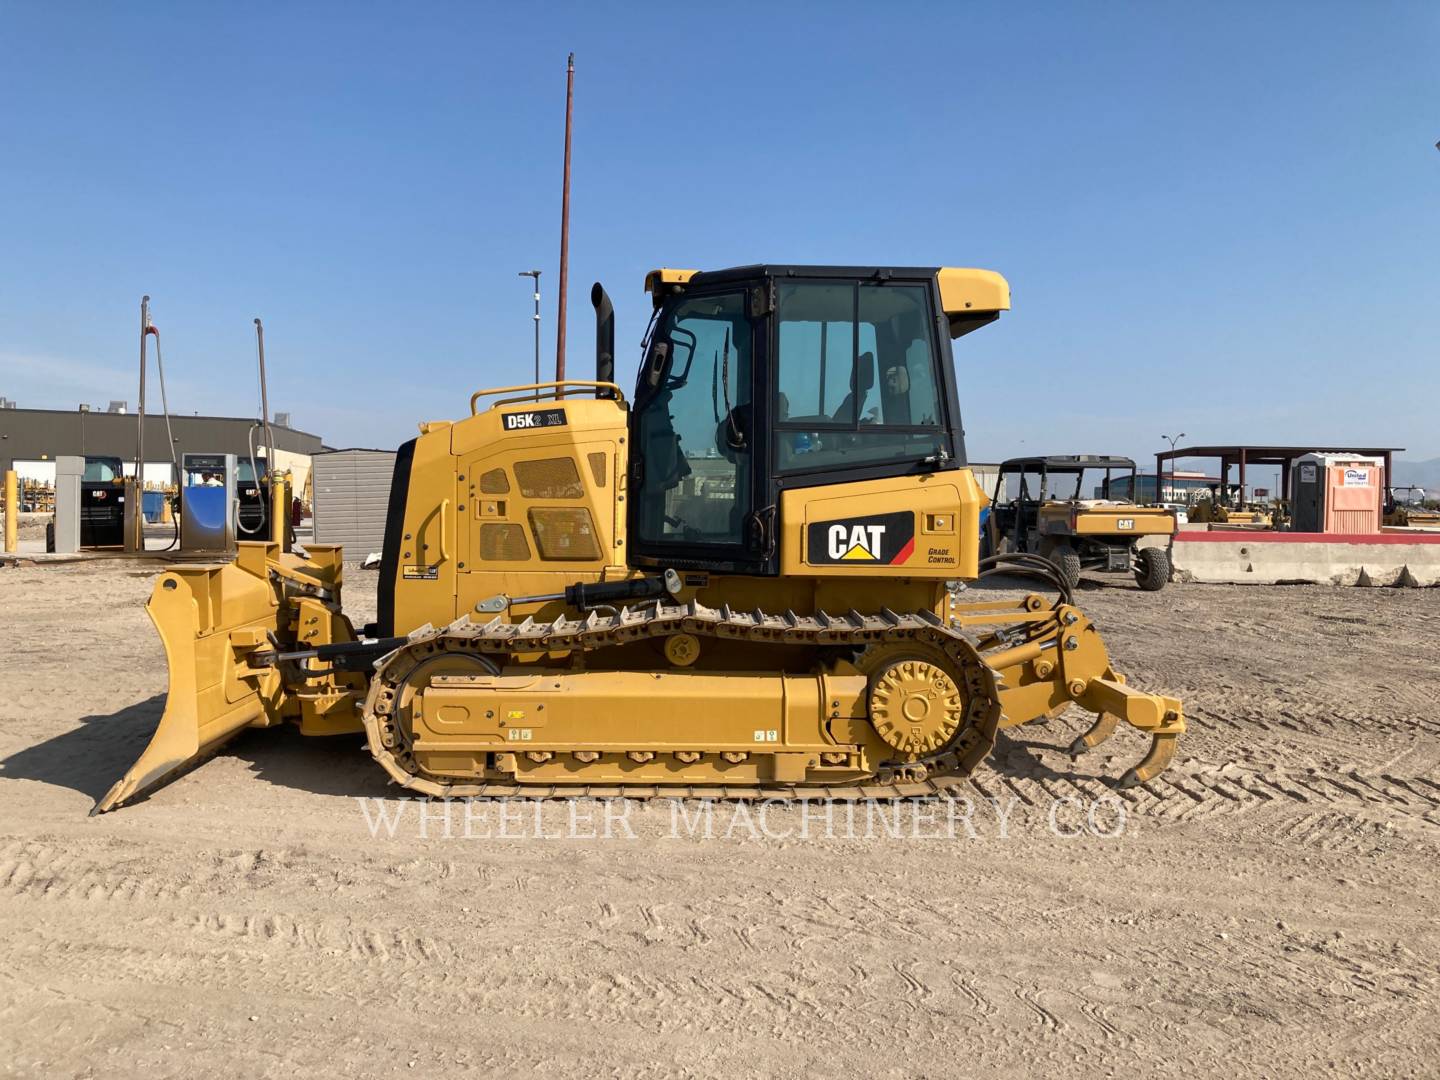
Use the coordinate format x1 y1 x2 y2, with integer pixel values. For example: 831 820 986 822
591 282 615 398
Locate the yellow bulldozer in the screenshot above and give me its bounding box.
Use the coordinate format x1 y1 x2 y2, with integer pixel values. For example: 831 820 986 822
96 264 1185 814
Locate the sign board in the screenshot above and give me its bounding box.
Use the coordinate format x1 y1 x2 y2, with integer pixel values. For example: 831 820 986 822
1342 468 1372 487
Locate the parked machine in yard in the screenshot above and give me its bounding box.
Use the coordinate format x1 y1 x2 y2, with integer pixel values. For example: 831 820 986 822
1188 497 1272 528
45 455 127 551
96 264 1185 813
80 455 128 547
1384 487 1440 528
988 455 1177 591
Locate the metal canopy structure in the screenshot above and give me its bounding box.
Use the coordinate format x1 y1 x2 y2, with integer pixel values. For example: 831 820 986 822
999 454 1136 472
1155 444 1404 504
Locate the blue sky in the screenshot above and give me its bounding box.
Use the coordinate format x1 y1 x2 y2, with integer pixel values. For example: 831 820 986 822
2 2 1437 466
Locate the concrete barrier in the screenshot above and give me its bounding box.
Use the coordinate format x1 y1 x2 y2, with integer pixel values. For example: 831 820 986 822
1171 531 1440 586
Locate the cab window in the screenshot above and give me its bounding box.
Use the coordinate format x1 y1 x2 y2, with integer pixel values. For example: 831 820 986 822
83 458 122 482
774 282 946 472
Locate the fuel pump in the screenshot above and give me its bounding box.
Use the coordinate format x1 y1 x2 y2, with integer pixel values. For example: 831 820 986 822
179 453 236 551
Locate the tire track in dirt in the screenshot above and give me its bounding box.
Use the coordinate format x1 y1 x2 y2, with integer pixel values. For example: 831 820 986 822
1271 810 1405 853
0 837 472 904
1182 702 1440 740
972 757 1440 831
187 910 458 964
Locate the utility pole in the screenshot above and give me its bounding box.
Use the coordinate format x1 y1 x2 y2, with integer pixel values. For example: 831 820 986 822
519 270 542 396
555 51 574 393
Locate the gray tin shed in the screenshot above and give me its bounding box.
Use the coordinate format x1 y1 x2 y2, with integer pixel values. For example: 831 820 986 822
310 448 396 558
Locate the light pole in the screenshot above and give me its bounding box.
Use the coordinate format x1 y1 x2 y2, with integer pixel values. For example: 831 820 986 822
1161 432 1186 503
519 270 541 395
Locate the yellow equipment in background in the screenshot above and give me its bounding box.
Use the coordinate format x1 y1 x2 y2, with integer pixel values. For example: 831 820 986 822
1384 487 1440 528
1189 499 1273 528
97 264 1185 813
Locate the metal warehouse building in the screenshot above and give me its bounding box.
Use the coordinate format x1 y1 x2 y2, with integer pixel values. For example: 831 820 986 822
310 448 397 557
0 403 325 479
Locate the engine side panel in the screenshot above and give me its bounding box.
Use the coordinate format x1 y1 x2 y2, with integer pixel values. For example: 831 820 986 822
778 468 983 579
385 397 634 637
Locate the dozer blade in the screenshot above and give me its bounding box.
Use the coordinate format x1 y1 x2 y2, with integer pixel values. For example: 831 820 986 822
94 551 290 814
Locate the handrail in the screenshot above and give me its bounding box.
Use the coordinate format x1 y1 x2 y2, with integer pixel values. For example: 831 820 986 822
470 380 625 415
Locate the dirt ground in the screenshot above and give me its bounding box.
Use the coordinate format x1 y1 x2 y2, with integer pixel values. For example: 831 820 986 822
2 512 50 543
1 560 1437 1078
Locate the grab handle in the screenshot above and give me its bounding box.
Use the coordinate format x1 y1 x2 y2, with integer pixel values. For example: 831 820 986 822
469 380 625 414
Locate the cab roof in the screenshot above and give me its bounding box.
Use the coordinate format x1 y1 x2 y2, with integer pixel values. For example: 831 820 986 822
643 264 1010 337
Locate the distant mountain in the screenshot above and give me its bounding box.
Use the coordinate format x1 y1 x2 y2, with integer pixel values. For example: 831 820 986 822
1391 458 1440 491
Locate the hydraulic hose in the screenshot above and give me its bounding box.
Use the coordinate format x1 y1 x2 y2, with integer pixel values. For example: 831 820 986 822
977 551 1075 606
235 422 268 538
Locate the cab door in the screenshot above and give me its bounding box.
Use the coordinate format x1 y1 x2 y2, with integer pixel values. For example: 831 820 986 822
629 288 762 572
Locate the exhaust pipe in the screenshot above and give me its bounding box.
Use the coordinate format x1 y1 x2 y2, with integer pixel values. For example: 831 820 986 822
591 282 615 398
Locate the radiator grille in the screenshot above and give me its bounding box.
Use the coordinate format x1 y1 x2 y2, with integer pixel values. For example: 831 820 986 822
478 468 510 494
514 457 583 499
587 452 607 488
528 507 602 561
479 522 531 562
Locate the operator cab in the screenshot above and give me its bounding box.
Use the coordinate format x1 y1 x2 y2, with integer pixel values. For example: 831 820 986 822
629 265 1008 574
78 455 127 548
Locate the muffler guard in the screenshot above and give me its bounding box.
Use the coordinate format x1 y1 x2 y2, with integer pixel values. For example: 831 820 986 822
93 544 300 813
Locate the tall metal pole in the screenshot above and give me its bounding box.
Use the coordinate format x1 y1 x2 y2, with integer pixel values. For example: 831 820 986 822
255 319 275 471
519 270 542 396
137 296 150 481
555 51 574 393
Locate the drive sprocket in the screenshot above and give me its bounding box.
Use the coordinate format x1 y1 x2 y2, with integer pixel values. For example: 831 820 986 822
868 658 964 755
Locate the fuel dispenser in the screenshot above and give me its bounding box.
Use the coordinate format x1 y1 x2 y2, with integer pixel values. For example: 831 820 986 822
179 453 273 551
180 453 236 551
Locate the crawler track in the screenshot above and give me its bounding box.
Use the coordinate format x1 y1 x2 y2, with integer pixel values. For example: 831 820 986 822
362 600 1015 800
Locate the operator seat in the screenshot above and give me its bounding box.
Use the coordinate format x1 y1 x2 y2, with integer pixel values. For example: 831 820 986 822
833 351 875 423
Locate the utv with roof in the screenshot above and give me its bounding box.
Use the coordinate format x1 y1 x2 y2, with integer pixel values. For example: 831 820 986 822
988 455 1176 591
